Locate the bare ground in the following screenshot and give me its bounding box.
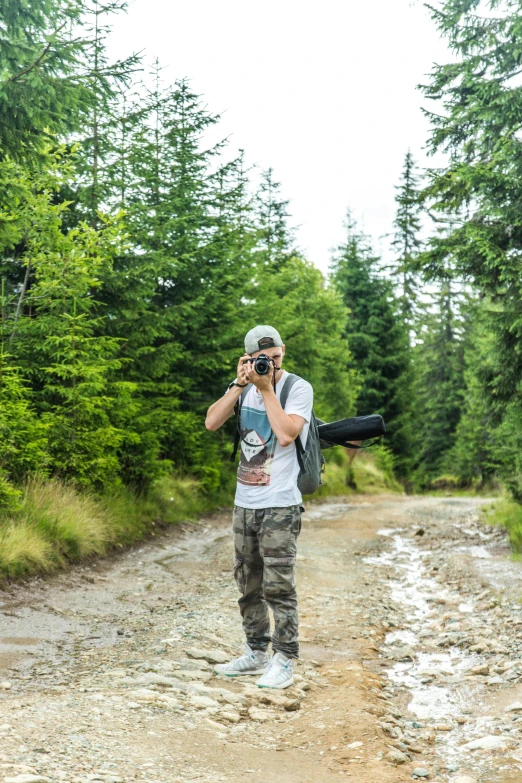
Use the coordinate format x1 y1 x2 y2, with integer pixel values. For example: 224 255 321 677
1 495 522 783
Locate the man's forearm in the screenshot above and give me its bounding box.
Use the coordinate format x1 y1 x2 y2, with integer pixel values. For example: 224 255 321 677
262 388 303 448
205 385 243 431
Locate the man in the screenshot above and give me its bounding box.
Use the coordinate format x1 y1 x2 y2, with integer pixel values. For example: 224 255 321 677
205 325 313 689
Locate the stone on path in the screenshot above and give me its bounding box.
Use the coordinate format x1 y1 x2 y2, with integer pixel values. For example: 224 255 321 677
504 701 522 712
191 695 220 709
220 711 240 723
462 734 507 751
470 664 489 676
248 707 276 722
5 776 50 783
185 647 228 664
385 749 409 764
412 769 430 779
454 777 478 783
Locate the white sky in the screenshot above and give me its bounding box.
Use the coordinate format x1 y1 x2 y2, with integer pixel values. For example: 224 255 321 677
109 0 450 273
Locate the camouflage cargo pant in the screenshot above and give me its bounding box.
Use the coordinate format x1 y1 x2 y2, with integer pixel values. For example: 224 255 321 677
232 504 302 659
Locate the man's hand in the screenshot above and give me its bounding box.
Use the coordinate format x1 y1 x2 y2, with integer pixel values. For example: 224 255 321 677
243 358 275 393
236 354 250 386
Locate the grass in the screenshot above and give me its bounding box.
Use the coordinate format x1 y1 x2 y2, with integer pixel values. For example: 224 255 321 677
0 447 402 582
0 475 222 581
483 497 522 553
309 445 403 499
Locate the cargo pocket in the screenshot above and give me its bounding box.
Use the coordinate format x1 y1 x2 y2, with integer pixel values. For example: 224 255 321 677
233 556 246 594
263 554 296 597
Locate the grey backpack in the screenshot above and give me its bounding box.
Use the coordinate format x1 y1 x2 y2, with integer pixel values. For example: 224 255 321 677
231 373 325 495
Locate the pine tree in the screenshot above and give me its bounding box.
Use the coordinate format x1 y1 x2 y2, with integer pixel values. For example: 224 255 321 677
330 212 410 461
417 0 522 493
253 168 294 269
97 80 257 487
409 282 466 487
391 151 423 327
0 0 90 159
2 158 141 491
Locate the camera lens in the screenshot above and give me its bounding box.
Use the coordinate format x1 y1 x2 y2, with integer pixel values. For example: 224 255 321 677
255 357 270 375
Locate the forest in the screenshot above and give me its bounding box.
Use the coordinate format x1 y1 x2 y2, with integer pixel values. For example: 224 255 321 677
1 0 522 576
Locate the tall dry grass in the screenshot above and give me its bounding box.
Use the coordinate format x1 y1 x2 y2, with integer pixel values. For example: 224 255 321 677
0 474 215 581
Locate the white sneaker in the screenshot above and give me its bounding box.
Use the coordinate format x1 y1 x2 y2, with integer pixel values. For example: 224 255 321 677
214 644 269 677
256 652 294 689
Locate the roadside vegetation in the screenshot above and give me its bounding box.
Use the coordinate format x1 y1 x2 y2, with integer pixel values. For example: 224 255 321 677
484 499 522 556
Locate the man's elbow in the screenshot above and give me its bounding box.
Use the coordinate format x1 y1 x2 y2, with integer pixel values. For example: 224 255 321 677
280 433 297 448
205 416 218 431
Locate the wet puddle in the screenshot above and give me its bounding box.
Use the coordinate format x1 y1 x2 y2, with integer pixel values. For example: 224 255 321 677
367 527 522 780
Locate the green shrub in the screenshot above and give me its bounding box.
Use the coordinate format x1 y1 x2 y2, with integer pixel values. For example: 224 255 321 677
484 498 522 553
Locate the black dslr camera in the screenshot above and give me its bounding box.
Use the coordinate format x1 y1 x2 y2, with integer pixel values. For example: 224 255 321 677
245 353 274 376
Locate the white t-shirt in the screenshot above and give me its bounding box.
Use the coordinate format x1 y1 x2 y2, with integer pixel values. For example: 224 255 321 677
234 370 313 509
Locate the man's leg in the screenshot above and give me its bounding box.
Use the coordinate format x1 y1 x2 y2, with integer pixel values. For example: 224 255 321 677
259 505 301 659
233 506 271 652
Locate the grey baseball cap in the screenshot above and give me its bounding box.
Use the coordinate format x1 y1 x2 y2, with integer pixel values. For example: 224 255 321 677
244 325 284 355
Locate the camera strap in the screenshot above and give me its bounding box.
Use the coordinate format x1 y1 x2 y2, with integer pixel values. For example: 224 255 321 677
230 383 252 462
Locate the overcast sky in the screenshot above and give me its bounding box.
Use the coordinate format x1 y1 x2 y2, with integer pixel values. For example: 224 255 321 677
109 0 450 272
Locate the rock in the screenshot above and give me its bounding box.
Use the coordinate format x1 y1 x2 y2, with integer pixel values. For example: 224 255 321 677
470 664 489 676
185 647 228 664
258 692 300 711
0 682 11 690
136 673 182 688
463 735 507 751
435 723 453 731
220 710 240 723
504 701 522 712
248 707 275 722
346 741 363 749
156 694 181 708
191 695 220 709
128 688 159 702
387 646 415 662
385 749 409 765
486 676 504 685
454 777 478 783
5 777 50 783
176 670 212 682
412 769 430 779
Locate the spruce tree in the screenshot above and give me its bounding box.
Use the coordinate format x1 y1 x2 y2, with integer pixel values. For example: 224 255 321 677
254 168 294 269
409 282 466 487
392 151 423 328
330 212 410 461
417 0 522 493
0 0 89 159
98 80 256 486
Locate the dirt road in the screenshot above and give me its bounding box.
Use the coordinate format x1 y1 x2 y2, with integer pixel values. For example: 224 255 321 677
2 495 522 783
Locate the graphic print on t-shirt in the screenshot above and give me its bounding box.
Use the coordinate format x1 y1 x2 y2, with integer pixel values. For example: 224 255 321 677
237 405 277 486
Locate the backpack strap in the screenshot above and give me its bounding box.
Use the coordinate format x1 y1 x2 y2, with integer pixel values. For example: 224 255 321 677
230 383 252 462
279 372 300 410
280 373 307 474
